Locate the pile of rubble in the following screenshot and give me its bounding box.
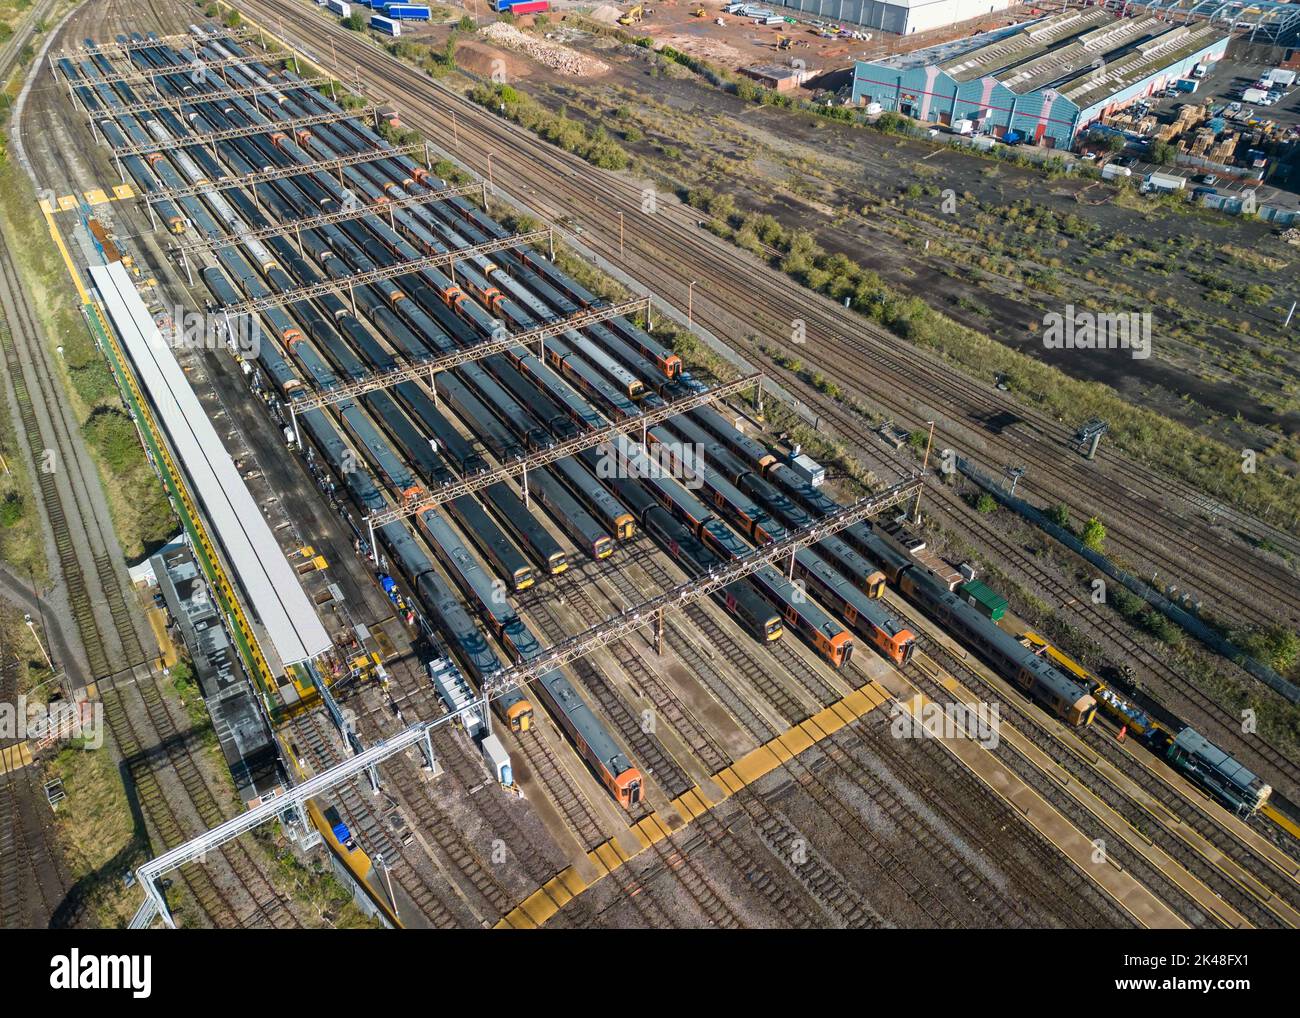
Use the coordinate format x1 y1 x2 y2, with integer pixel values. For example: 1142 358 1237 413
481 22 609 77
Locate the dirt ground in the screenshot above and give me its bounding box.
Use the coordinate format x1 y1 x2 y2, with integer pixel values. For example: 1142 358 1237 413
456 21 1299 463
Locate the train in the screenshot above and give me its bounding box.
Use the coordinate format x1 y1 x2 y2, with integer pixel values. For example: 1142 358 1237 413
1020 632 1272 816
95 31 1288 829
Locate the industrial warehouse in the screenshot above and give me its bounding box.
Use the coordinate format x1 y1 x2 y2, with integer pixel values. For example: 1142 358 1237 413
851 7 1230 147
0 0 1297 968
772 0 1016 36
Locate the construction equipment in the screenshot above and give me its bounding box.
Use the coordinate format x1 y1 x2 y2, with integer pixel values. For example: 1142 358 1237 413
618 3 643 24
692 6 707 15
776 33 791 48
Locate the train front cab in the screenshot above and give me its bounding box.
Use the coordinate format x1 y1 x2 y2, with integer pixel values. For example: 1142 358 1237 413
591 534 614 560
885 628 917 667
609 765 643 809
812 627 853 669
512 564 535 592
502 696 533 732
613 511 636 540
862 569 887 599
1069 696 1098 727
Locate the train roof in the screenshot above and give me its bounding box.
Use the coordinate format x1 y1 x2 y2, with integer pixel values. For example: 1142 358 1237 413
1173 728 1265 792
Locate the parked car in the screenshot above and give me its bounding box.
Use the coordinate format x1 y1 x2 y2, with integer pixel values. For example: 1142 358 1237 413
1199 173 1219 185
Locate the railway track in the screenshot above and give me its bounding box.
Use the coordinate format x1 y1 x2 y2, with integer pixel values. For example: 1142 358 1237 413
600 548 1037 927
348 643 584 927
296 710 467 927
906 633 1300 928
2 0 322 926
52 7 1284 929
236 4 1300 635
219 3 1300 818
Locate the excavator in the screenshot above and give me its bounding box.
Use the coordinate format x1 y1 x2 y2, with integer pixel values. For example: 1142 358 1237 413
618 4 644 24
776 34 791 49
691 6 707 15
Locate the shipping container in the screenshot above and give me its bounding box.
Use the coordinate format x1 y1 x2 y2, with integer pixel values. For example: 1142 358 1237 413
510 0 551 12
1143 171 1185 193
480 733 513 786
787 448 824 487
1101 162 1131 180
384 2 431 18
370 12 401 34
958 579 1007 622
325 0 351 15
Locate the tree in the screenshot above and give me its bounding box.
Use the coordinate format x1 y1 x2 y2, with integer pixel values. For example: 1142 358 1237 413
342 12 365 30
1151 141 1177 166
1080 516 1106 552
1045 503 1070 528
0 492 23 528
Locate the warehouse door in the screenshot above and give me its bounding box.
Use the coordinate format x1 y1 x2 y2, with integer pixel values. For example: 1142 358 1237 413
939 111 952 126
1034 123 1046 144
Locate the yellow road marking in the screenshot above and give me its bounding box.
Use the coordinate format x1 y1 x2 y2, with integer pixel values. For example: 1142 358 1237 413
495 678 891 929
0 741 34 775
41 204 90 303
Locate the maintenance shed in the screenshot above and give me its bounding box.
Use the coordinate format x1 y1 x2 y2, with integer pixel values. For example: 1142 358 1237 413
850 8 1229 148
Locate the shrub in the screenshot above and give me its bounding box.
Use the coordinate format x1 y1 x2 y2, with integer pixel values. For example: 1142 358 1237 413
1080 516 1106 552
0 492 23 528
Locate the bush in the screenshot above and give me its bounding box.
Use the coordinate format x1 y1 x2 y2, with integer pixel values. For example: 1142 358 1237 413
1236 625 1300 675
342 12 365 30
1080 516 1106 552
0 492 23 528
1045 503 1070 528
468 82 629 170
82 409 142 474
975 492 997 514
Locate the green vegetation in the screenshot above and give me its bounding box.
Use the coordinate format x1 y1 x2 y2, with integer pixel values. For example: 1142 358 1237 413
1111 585 1183 647
1235 624 1300 678
974 492 997 514
0 143 174 558
1044 503 1071 529
1079 516 1106 552
0 490 22 527
469 83 629 170
342 11 366 31
168 657 214 734
677 184 1298 527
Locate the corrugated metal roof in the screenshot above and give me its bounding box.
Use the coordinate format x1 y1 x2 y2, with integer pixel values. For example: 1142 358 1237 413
91 261 332 668
1060 22 1225 109
940 7 1114 82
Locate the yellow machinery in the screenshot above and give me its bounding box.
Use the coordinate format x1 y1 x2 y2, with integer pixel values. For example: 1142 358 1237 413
618 4 644 24
776 34 791 48
691 6 706 15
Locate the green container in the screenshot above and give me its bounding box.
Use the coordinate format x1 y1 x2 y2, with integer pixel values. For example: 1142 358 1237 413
959 580 1007 622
